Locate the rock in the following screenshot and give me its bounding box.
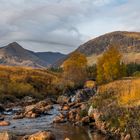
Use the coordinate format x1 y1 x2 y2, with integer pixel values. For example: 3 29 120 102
23 96 36 104
36 100 48 108
88 105 94 118
65 138 70 140
74 88 95 103
28 130 56 140
81 116 90 125
68 110 77 122
24 105 36 114
0 132 17 140
53 116 65 123
13 114 24 119
124 134 131 140
57 95 70 104
92 109 106 133
0 121 10 126
45 105 53 111
62 105 70 111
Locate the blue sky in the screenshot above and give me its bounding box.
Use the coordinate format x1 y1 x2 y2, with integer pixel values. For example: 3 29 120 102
0 0 139 53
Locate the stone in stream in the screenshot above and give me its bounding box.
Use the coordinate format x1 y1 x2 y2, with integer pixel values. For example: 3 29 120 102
26 130 56 140
13 100 54 119
0 121 10 126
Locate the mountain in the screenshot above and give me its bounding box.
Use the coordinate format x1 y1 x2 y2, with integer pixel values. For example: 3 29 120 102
0 42 65 68
77 31 140 65
55 31 140 66
36 52 66 66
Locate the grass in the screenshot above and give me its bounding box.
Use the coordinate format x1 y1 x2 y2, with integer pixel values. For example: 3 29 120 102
0 66 62 102
91 78 140 139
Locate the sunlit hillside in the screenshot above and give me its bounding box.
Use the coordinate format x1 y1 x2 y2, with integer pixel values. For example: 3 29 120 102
0 66 61 102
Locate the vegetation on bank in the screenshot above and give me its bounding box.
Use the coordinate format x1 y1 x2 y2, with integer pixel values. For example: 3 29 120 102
90 78 140 139
0 66 63 102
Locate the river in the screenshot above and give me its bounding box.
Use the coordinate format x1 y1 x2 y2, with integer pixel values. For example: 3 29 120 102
0 105 106 140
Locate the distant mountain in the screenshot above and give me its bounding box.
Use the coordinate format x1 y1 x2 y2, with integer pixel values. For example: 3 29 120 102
36 52 66 66
55 31 140 66
0 42 65 68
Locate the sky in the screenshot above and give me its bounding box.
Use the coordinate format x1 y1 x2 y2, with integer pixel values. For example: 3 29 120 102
0 0 139 54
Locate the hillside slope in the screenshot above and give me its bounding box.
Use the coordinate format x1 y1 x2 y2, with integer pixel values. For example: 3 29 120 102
77 31 140 65
55 31 140 66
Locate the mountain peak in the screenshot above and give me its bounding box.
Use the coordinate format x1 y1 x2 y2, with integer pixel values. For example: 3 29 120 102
6 42 24 50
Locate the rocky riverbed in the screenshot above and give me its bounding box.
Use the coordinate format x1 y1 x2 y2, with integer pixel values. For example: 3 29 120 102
0 87 129 140
0 104 106 140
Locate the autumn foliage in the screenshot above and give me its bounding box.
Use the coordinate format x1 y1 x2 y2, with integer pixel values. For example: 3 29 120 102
63 52 87 87
97 45 126 84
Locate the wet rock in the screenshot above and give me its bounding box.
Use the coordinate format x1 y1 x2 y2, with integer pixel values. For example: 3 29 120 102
53 115 65 123
13 114 24 119
57 95 70 104
81 116 90 125
23 100 53 118
0 132 17 140
27 131 56 140
68 109 77 122
45 105 53 111
0 121 10 126
23 96 36 105
61 105 70 111
73 88 95 103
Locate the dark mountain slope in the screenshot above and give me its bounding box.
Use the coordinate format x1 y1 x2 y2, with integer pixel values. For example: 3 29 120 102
0 42 65 67
55 31 140 66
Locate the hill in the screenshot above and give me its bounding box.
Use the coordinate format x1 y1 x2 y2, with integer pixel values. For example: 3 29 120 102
0 65 61 102
55 31 140 66
0 42 65 68
78 31 140 65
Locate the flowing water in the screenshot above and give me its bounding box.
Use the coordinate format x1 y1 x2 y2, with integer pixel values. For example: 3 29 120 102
0 105 106 140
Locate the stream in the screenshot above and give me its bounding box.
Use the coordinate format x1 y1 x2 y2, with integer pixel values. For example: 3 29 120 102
0 105 106 140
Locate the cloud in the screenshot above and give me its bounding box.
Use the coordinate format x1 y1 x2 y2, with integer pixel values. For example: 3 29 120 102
0 0 139 53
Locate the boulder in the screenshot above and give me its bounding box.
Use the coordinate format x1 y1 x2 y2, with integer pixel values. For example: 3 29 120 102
27 131 56 140
0 121 10 126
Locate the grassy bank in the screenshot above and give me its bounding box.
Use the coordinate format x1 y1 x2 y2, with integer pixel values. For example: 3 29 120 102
0 66 63 102
91 78 140 139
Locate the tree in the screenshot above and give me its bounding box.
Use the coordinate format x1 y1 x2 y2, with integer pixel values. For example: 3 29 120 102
97 45 126 84
63 52 87 87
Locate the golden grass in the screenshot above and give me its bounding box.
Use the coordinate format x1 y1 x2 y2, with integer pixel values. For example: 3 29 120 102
98 78 140 106
119 79 140 106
